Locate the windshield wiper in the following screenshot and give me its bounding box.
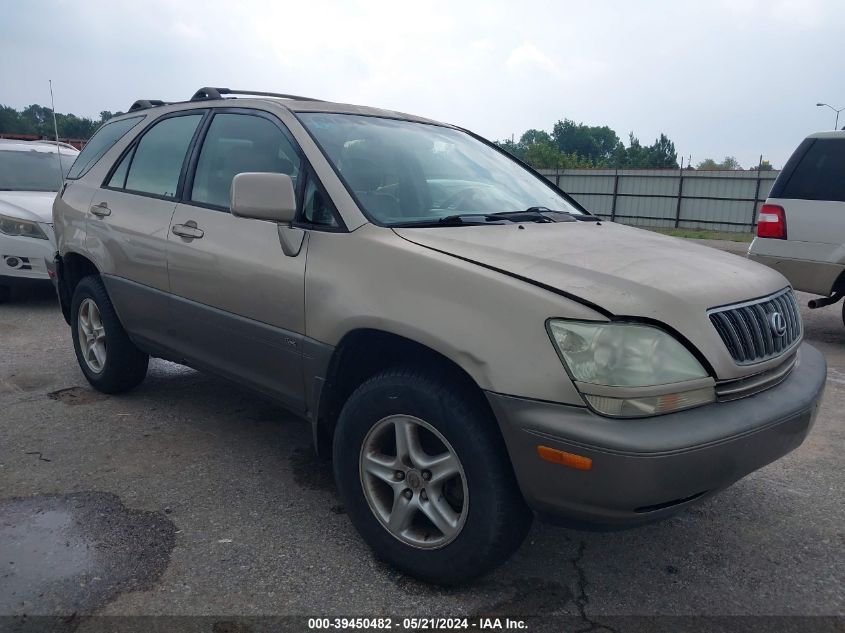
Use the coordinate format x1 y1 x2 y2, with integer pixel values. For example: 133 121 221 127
391 207 600 228
487 209 558 223
514 207 602 222
437 214 503 224
391 214 505 227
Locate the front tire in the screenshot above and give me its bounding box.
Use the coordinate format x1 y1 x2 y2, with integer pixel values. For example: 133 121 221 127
333 368 531 584
70 275 149 394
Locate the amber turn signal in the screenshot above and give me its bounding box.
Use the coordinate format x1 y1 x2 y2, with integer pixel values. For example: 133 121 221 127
536 445 593 470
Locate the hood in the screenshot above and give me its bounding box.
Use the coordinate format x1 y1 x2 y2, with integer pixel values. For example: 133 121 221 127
394 221 790 378
0 191 58 224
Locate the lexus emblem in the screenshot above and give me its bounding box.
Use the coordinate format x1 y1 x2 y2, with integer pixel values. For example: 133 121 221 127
769 311 787 337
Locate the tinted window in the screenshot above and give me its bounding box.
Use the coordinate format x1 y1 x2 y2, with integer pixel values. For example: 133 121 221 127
0 149 76 191
778 139 845 202
190 113 300 209
106 146 134 189
125 114 202 198
302 173 338 227
66 116 143 179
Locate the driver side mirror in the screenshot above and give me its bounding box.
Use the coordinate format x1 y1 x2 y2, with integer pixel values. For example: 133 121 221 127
230 172 297 223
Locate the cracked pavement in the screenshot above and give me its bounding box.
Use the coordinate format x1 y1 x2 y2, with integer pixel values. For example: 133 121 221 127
0 269 843 629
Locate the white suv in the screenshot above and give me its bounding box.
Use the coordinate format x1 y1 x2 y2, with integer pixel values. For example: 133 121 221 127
0 139 79 301
748 131 845 323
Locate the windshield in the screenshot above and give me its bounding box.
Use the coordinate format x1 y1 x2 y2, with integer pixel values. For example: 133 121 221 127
299 113 582 226
0 149 76 192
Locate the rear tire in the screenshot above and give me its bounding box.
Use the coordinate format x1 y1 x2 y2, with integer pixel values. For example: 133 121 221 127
70 275 148 394
333 368 531 585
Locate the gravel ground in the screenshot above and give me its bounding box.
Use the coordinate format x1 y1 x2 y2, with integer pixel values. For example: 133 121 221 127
0 247 842 630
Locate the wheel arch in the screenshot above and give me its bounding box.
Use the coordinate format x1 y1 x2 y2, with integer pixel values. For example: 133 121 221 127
312 328 496 459
56 251 101 324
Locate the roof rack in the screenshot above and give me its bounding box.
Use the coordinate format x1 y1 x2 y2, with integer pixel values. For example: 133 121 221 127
128 99 170 112
189 87 324 103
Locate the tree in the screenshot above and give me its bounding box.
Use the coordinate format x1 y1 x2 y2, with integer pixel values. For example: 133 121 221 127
696 156 742 170
495 138 526 162
749 160 774 171
0 106 25 134
522 141 563 169
644 133 678 168
548 124 678 169
606 133 678 169
514 128 570 169
501 118 680 170
496 129 598 170
519 129 552 146
99 111 123 123
552 119 621 164
618 133 643 167
0 103 101 139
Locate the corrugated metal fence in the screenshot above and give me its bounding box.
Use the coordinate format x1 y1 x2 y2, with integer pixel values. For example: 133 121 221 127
538 168 780 233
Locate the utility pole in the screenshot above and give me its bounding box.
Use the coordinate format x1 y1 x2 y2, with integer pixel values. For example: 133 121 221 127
816 102 845 129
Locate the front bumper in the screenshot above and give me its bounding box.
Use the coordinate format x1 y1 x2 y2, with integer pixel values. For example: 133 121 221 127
487 342 826 528
0 230 54 282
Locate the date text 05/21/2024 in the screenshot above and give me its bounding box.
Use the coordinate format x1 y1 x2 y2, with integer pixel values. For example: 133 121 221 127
307 617 528 630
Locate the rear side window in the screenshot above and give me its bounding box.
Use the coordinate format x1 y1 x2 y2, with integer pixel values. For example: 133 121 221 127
106 146 134 189
123 114 203 198
66 116 143 180
190 113 301 209
776 139 845 202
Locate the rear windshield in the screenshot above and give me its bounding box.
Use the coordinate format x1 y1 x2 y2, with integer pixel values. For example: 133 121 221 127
66 116 144 180
0 149 77 192
772 138 845 203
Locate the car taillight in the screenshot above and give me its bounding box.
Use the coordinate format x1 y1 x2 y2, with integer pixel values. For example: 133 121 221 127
756 204 787 239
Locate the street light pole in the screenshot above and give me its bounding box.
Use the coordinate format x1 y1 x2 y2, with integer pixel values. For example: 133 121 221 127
816 103 845 129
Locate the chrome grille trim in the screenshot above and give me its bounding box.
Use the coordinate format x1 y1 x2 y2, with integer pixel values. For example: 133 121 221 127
708 288 802 364
715 352 797 401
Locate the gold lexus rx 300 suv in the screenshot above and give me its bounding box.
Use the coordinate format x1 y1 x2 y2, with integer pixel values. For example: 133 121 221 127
51 87 826 584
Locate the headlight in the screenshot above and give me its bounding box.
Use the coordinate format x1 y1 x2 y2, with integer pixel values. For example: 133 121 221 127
0 214 48 240
548 320 715 417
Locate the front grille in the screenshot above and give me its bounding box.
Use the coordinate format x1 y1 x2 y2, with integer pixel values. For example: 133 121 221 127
708 288 801 364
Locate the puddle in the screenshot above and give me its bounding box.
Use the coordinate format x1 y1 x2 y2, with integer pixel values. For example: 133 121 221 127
0 492 176 617
1 509 92 592
47 387 107 406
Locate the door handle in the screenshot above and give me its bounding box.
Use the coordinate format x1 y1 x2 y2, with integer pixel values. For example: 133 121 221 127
171 222 204 239
90 202 111 217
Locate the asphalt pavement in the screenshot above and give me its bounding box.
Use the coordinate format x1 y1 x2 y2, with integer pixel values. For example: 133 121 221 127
0 241 842 631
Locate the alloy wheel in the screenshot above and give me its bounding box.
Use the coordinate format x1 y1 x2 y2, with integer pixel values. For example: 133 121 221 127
77 298 106 373
359 414 469 549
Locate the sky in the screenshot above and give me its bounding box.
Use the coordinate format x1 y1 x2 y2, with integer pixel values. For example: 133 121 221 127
2 0 844 168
